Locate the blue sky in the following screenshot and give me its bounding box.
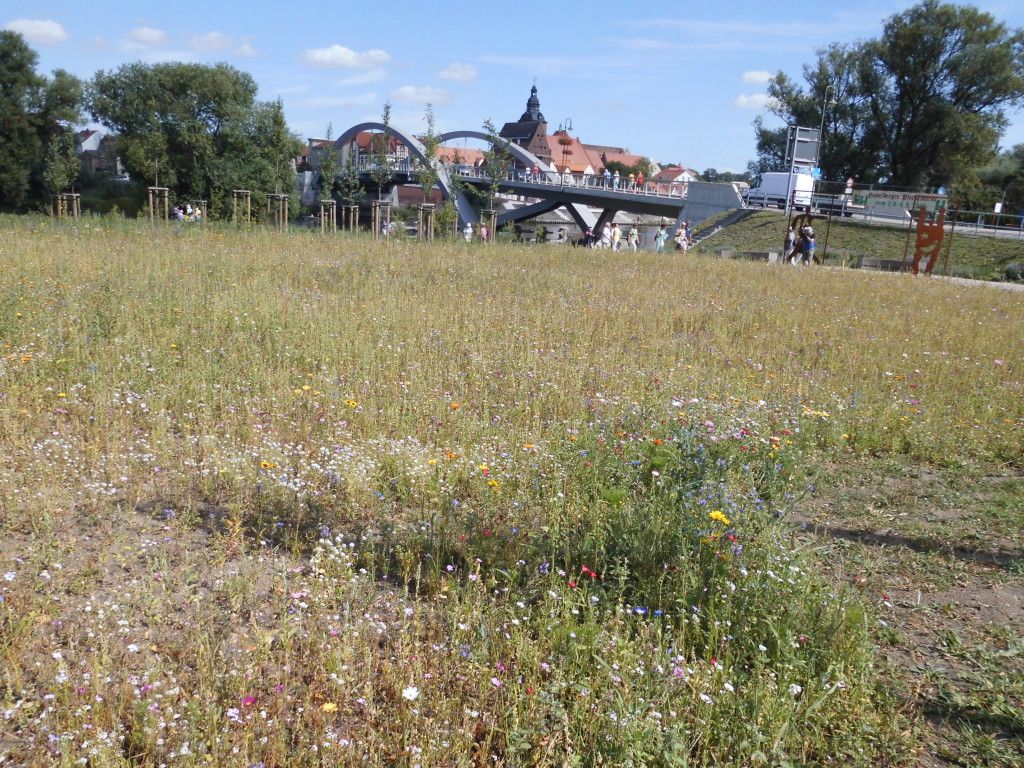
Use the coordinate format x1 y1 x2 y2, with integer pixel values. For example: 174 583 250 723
5 0 1024 172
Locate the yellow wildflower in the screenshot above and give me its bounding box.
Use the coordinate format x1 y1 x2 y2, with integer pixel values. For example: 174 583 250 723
709 510 731 526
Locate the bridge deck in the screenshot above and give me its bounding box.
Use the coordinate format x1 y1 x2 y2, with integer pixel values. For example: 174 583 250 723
353 160 692 219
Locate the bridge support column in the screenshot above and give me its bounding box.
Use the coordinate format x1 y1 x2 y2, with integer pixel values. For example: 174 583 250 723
593 209 619 233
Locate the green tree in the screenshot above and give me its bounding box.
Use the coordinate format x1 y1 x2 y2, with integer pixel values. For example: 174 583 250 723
368 102 393 201
416 104 442 203
753 2 1024 189
0 31 82 210
318 123 339 198
954 144 1024 213
602 158 653 180
336 165 364 207
88 62 301 218
754 43 880 184
43 127 81 196
480 118 512 209
433 200 458 238
863 1 1024 187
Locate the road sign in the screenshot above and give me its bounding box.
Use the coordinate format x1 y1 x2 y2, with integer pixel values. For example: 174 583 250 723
786 126 820 165
853 190 947 216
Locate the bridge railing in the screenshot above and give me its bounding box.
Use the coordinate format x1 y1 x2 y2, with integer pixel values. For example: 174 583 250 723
451 166 689 200
347 157 689 201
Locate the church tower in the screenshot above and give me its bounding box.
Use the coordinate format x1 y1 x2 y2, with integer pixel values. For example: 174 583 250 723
500 83 551 164
519 84 545 123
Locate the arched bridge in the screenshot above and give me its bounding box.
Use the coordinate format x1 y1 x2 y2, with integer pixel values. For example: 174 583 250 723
333 122 743 230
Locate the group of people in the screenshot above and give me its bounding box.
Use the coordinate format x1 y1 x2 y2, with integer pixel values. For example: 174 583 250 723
784 225 817 265
600 168 646 191
519 164 650 192
652 221 692 253
577 219 693 252
171 204 202 222
580 222 637 250
462 222 490 242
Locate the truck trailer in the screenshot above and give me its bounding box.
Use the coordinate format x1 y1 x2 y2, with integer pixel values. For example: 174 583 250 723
744 172 863 217
743 171 813 209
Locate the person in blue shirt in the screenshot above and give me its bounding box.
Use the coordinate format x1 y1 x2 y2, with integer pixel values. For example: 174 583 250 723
800 226 816 265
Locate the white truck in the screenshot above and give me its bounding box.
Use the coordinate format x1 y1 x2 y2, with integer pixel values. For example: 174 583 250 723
744 171 862 217
744 171 813 209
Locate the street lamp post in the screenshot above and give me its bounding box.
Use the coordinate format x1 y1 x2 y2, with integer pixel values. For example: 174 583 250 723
557 118 573 187
816 84 837 179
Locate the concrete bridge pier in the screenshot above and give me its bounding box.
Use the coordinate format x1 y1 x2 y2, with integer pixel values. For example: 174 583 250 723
593 208 619 233
497 199 561 227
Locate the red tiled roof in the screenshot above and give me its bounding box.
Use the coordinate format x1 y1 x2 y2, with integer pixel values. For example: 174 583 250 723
652 166 692 182
548 130 600 173
599 150 647 168
583 143 629 155
435 147 486 166
349 130 404 153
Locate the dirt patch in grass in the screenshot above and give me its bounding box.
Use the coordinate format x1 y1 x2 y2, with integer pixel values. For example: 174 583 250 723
795 460 1024 766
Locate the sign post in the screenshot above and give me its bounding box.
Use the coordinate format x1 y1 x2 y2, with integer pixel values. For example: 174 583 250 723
783 126 819 217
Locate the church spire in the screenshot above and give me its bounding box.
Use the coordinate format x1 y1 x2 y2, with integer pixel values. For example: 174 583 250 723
519 83 545 123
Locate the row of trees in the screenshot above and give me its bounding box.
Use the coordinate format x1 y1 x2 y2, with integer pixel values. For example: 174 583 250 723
0 30 302 216
751 0 1024 208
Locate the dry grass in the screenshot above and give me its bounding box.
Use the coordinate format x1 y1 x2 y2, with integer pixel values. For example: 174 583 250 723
0 219 1021 766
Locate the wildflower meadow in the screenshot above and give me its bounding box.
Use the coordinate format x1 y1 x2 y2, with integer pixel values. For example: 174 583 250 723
0 219 1021 766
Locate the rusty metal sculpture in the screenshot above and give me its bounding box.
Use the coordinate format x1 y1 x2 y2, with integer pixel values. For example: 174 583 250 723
788 212 823 263
910 207 946 275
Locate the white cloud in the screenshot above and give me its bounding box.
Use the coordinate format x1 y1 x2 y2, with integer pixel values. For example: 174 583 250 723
391 85 451 105
619 37 675 50
335 69 386 87
300 92 378 109
742 70 772 84
734 93 779 111
438 62 476 82
189 31 231 52
130 26 166 46
3 19 68 45
303 44 390 69
187 31 257 57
